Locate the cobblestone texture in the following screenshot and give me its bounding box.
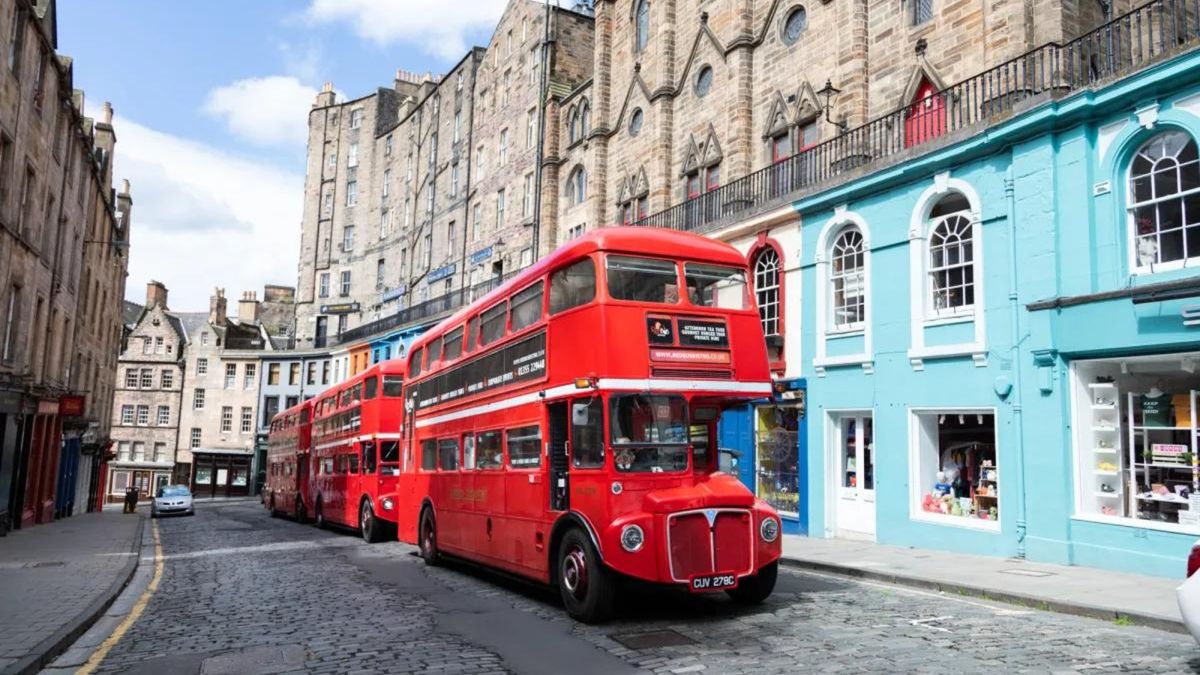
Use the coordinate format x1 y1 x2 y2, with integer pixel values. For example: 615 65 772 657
93 502 1200 675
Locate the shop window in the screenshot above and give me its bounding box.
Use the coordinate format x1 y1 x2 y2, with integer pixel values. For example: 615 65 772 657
1073 354 1200 530
926 193 975 318
1128 131 1200 271
912 410 998 526
830 226 866 331
756 406 800 515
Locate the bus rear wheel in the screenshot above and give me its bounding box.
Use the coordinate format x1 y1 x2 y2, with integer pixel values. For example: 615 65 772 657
419 510 440 566
557 529 613 624
269 496 278 517
361 500 384 543
314 499 326 529
726 561 778 605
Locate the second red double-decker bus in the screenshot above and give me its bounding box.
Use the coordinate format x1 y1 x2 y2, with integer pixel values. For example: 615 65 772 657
309 360 406 542
399 227 782 622
264 400 312 522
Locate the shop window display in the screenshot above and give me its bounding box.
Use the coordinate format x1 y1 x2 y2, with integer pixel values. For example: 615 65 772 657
756 406 800 515
1072 353 1200 531
914 411 998 523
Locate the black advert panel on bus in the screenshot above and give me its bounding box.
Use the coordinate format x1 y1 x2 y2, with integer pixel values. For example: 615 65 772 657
415 331 547 410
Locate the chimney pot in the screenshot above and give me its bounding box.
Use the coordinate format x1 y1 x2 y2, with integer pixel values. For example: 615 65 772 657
102 101 113 124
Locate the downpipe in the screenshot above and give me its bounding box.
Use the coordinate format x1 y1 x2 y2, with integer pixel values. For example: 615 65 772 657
1005 168 1029 558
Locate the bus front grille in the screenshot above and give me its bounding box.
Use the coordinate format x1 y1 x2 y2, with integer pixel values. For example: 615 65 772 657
667 509 755 582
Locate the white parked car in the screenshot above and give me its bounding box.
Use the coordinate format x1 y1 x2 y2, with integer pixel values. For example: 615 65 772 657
151 484 194 518
1177 538 1200 643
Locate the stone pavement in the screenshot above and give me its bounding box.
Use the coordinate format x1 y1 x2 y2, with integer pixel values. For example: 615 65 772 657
0 511 143 675
781 534 1185 632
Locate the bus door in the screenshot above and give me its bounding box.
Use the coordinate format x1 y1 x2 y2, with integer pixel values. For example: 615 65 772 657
567 396 606 515
548 401 569 511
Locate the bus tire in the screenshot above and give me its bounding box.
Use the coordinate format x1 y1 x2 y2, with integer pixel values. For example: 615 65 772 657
557 528 613 624
419 509 440 566
314 498 326 529
269 496 278 517
361 499 383 543
726 561 778 605
294 497 307 524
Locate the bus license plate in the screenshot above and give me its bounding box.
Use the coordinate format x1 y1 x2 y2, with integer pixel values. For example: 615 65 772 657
689 572 738 593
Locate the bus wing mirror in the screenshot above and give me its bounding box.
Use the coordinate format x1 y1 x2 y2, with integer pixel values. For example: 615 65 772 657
718 447 741 472
571 402 590 426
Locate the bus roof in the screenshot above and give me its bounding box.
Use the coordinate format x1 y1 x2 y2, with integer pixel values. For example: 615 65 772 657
410 227 747 356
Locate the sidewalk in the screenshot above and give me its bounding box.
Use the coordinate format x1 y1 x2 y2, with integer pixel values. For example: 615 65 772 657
0 512 143 675
781 535 1185 633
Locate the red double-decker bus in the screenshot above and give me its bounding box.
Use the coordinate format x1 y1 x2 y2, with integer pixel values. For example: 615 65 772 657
399 227 782 622
264 400 313 522
310 360 406 542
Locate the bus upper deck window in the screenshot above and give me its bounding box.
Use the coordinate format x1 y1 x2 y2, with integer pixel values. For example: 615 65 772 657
511 282 544 331
480 302 507 346
684 263 748 309
410 347 424 377
550 258 596 314
606 255 679 303
443 326 464 361
363 376 378 399
383 376 403 397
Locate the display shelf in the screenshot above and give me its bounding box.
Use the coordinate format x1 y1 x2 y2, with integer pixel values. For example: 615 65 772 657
1137 494 1189 504
1095 470 1119 476
1093 448 1118 454
1133 425 1191 431
1096 493 1120 499
1089 382 1117 389
1091 404 1116 411
1134 462 1194 469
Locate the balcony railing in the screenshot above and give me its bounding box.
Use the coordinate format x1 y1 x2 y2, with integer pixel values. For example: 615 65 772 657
636 0 1199 233
332 272 517 346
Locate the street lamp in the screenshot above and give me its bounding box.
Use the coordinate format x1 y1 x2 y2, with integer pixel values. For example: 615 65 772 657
817 79 849 133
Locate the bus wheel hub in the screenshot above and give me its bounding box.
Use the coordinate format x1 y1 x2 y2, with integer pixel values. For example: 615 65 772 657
563 547 588 596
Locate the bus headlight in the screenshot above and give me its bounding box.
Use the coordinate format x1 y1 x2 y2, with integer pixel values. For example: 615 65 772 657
620 524 644 552
382 497 395 511
760 517 779 543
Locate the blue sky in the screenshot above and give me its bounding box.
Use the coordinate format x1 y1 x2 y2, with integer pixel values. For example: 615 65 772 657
57 0 510 311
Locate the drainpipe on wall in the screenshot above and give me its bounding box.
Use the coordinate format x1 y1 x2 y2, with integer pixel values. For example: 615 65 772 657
1005 168 1029 559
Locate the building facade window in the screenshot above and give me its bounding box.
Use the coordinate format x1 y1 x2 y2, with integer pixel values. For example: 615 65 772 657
289 362 300 385
911 410 998 528
752 245 782 341
318 273 330 298
346 180 357 206
141 368 153 389
527 108 537 149
197 358 208 375
350 108 364 129
244 363 256 389
194 388 205 410
629 108 644 137
913 0 933 25
190 428 201 449
634 0 650 52
497 189 506 226
240 407 253 433
781 6 808 44
225 363 236 389
157 405 170 426
120 405 134 425
267 363 280 385
694 66 713 97
523 174 534 217
927 194 975 317
125 368 138 388
340 270 351 296
221 406 233 433
161 369 173 389
500 129 508 165
830 227 866 331
567 166 586 205
347 143 358 168
1129 130 1200 270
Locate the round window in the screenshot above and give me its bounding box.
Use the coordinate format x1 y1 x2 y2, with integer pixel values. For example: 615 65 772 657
629 108 644 136
695 66 713 97
782 6 807 45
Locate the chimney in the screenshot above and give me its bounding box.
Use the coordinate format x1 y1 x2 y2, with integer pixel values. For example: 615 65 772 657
314 81 337 108
208 288 227 326
116 179 132 231
94 101 117 188
145 280 168 310
238 290 260 323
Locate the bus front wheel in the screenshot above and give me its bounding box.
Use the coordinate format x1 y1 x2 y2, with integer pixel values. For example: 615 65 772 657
557 529 613 624
314 499 326 529
361 499 384 543
294 498 307 524
726 561 778 605
419 510 440 566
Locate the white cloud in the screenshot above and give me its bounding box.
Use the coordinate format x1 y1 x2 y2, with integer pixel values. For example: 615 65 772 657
304 0 509 61
203 76 317 147
105 114 303 312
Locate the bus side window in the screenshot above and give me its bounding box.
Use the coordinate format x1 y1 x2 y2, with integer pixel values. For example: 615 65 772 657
362 441 376 474
550 258 597 314
463 434 476 469
510 281 544 332
438 438 459 471
420 440 438 471
507 426 542 468
364 376 378 399
476 431 502 469
571 397 604 468
410 347 424 377
348 453 359 475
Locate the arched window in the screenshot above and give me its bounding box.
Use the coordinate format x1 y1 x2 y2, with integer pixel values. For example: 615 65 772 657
635 0 650 53
752 247 781 338
580 100 591 136
566 166 587 205
1129 130 1200 269
568 106 579 144
830 227 865 330
927 193 974 315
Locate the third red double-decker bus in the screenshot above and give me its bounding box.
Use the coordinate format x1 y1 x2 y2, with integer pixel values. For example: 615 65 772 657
398 227 782 622
264 400 312 522
310 360 406 542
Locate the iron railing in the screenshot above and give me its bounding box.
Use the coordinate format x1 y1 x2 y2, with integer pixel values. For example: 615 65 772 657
332 272 517 346
635 0 1199 233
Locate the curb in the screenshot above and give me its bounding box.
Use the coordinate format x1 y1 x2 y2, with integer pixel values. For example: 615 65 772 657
778 556 1187 635
4 515 146 675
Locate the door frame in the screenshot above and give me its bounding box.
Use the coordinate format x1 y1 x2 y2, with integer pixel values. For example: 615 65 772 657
824 408 876 540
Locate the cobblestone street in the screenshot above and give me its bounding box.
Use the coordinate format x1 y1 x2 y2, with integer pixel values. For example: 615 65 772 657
64 501 1200 674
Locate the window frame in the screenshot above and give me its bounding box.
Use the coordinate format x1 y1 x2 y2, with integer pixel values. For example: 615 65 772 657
829 226 867 332
925 211 976 320
1126 130 1200 274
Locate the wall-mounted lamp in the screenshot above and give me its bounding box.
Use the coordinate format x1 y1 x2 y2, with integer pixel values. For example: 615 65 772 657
817 79 849 133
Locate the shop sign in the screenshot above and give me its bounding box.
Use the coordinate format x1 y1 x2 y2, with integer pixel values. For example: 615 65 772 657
0 389 24 413
1185 304 1200 327
320 302 360 315
678 319 729 347
59 395 86 417
37 399 59 415
381 285 406 303
650 348 730 364
428 264 456 283
469 246 494 266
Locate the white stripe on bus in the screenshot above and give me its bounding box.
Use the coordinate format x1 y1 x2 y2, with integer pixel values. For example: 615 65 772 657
412 379 771 429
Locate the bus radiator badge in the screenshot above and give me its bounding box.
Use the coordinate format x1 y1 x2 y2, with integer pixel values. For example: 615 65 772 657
611 482 623 495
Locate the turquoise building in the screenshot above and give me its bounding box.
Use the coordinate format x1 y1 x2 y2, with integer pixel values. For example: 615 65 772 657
705 9 1200 577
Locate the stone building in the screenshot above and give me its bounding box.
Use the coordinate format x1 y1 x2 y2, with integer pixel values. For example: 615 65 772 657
293 0 597 347
0 0 132 530
174 289 275 498
106 282 190 502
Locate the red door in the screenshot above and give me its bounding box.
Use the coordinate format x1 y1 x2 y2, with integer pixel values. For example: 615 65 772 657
905 79 945 148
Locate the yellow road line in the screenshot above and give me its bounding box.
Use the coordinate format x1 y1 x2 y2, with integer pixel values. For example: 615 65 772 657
77 520 163 675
